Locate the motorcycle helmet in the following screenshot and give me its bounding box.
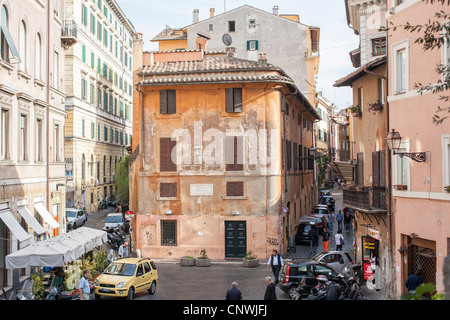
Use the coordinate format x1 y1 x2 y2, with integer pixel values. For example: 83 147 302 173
316 275 329 283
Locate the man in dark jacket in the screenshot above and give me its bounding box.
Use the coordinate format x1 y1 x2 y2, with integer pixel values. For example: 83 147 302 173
263 276 277 300
405 269 423 294
226 282 243 300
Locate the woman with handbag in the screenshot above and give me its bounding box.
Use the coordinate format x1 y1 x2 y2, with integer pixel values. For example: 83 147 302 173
335 230 344 251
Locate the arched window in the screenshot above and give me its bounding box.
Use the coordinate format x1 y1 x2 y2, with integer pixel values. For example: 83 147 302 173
35 33 41 79
19 20 26 71
0 5 19 62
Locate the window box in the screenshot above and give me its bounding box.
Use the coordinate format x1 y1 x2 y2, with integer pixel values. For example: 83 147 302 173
395 184 407 191
368 101 383 113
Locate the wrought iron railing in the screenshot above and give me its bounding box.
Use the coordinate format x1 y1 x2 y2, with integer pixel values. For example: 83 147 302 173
343 186 387 211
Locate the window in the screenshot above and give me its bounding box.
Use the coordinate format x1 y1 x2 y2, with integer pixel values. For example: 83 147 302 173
226 181 244 197
247 40 258 51
357 87 363 112
54 123 60 161
35 34 42 79
442 135 450 189
395 48 407 93
161 220 177 246
91 122 95 139
53 51 59 89
81 154 86 183
19 114 27 161
0 108 8 159
160 137 177 172
81 78 87 100
19 20 26 71
35 118 43 161
225 88 243 113
160 90 176 114
160 182 177 198
226 136 243 171
1 5 20 62
81 4 88 26
378 78 386 105
372 37 386 56
228 21 236 32
208 24 214 31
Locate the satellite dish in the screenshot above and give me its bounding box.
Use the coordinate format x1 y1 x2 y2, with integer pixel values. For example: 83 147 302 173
222 33 232 46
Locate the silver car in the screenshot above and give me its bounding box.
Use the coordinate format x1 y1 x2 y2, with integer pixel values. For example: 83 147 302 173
312 251 361 280
66 208 87 231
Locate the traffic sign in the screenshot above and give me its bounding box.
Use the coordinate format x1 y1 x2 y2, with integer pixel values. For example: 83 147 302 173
282 206 289 214
124 210 135 221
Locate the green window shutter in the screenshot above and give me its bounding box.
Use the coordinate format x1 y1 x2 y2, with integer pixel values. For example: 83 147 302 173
82 119 85 137
97 58 101 73
82 45 86 62
91 52 94 68
246 41 250 51
91 122 95 139
255 40 259 50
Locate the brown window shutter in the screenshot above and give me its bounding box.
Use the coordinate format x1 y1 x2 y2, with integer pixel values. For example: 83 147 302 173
160 138 169 171
372 151 380 187
167 90 176 114
235 181 244 196
235 136 243 170
227 181 244 196
160 90 168 114
160 183 168 197
225 88 234 113
226 136 235 170
169 183 177 197
380 150 386 187
226 182 235 196
169 139 177 171
233 88 242 112
357 152 364 185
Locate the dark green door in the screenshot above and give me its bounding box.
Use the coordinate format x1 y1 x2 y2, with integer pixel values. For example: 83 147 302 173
225 221 246 258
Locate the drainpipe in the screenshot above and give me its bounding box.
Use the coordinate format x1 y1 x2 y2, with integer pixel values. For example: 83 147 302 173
46 0 51 234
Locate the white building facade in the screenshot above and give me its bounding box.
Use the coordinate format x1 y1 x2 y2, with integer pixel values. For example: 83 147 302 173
63 0 135 212
0 0 67 289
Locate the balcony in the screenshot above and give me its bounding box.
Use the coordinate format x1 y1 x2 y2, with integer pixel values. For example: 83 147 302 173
343 186 387 214
61 20 78 49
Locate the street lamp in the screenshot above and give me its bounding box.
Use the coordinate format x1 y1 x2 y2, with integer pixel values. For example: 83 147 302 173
385 129 426 163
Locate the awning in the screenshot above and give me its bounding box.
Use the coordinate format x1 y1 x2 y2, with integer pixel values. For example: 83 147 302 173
5 227 107 269
0 7 20 63
34 202 60 229
17 206 46 235
0 208 32 246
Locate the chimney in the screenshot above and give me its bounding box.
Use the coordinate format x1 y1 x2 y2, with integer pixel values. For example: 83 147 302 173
210 8 215 18
258 53 267 65
226 47 236 57
273 5 279 16
193 9 199 23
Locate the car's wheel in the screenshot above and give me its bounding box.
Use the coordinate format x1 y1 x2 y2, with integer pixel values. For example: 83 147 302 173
127 287 134 300
73 223 77 229
288 286 298 300
148 281 156 295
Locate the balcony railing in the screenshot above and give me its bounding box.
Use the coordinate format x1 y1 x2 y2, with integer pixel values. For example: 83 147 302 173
61 20 78 48
343 186 387 213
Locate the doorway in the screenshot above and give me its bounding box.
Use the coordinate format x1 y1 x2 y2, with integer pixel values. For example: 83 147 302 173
225 221 246 258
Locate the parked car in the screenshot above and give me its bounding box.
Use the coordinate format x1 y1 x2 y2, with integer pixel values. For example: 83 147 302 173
312 251 362 281
65 208 87 231
320 195 335 212
319 189 331 201
94 258 158 300
279 259 348 299
312 206 331 224
295 219 319 245
104 213 124 229
310 214 327 232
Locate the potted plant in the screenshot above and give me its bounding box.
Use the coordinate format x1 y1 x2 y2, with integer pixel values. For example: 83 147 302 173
243 250 259 268
195 249 211 267
368 100 383 113
180 256 195 267
445 186 450 193
350 104 361 117
395 184 407 191
355 185 364 191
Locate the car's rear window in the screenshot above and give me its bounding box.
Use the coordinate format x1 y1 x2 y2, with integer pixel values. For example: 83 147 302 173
289 265 313 277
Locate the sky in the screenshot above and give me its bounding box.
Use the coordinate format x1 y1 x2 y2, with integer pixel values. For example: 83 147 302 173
116 0 358 110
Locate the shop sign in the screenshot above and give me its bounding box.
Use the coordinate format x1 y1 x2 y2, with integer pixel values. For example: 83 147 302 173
367 227 380 240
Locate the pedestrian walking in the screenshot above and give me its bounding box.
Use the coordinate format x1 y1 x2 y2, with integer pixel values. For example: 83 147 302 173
118 241 129 258
405 269 423 294
308 226 318 256
336 210 344 232
328 211 334 231
80 269 91 300
263 276 277 300
226 281 243 300
321 228 331 252
335 230 344 251
267 250 283 284
344 210 351 232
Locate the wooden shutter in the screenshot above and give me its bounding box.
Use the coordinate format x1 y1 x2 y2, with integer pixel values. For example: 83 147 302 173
167 90 176 114
225 88 233 113
227 181 244 196
294 142 298 171
225 136 234 170
160 90 167 114
379 150 386 187
372 151 380 187
357 152 364 185
160 138 177 172
226 136 243 171
233 88 242 112
299 145 303 170
235 136 243 170
161 182 177 197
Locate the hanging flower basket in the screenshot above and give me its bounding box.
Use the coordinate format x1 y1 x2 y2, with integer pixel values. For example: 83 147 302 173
350 105 361 117
368 101 383 114
395 184 407 191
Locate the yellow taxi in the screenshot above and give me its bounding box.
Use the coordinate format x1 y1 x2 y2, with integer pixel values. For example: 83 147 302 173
94 258 158 299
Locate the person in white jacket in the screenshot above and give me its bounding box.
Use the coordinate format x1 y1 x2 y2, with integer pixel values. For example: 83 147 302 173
335 230 344 251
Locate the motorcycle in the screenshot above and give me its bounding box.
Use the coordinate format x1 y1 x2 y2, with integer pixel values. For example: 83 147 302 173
104 226 126 249
340 276 364 300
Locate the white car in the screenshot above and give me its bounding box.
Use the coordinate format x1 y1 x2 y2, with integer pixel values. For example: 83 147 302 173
66 208 87 231
104 213 124 229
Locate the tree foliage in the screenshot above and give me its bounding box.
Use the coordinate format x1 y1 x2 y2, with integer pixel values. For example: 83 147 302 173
115 154 130 204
